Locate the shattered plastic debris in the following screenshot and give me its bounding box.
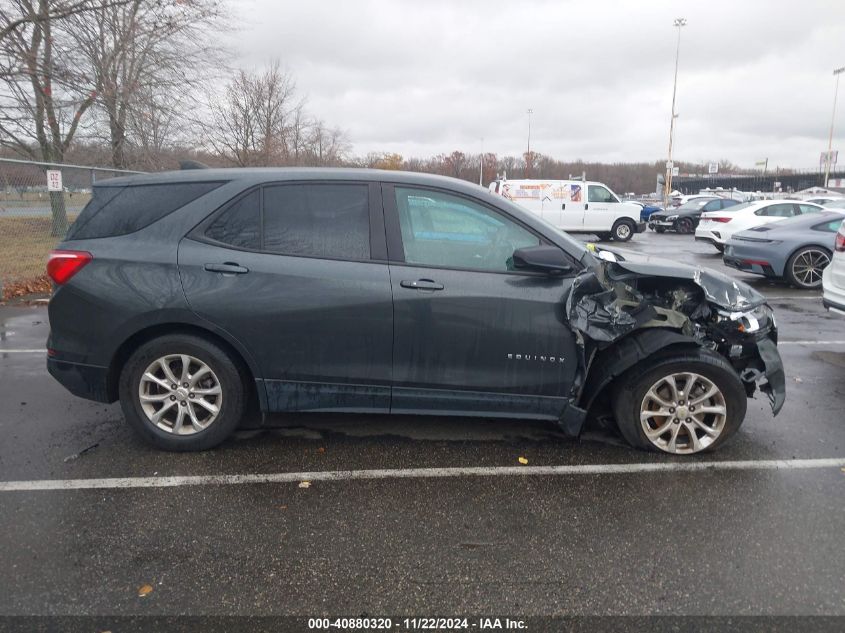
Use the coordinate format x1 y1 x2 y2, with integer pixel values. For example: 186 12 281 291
298 481 311 488
518 457 529 465
137 584 153 597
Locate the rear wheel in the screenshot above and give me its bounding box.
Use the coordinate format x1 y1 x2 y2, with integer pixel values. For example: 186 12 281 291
713 243 725 253
119 334 246 451
676 217 694 234
611 219 636 242
654 226 666 234
785 246 831 289
612 348 747 455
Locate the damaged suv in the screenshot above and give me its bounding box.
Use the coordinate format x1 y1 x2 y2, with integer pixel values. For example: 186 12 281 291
46 169 785 454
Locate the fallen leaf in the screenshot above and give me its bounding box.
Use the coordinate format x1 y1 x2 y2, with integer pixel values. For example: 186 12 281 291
138 584 153 597
298 481 311 488
518 457 529 465
316 447 326 453
278 505 288 510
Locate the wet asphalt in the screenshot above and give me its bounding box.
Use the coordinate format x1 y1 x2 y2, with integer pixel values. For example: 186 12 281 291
0 230 844 618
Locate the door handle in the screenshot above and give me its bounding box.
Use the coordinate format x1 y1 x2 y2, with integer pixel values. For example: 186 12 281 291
584 203 589 210
204 262 249 275
400 279 444 291
561 203 566 210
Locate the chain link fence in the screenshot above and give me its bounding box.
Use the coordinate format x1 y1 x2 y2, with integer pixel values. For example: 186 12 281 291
0 158 144 299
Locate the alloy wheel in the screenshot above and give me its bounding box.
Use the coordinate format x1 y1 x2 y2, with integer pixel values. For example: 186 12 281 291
138 354 223 434
639 372 727 454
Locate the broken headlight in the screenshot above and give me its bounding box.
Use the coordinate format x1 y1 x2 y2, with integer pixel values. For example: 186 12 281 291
715 303 774 335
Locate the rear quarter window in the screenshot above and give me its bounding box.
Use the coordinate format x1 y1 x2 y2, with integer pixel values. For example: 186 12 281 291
67 181 224 239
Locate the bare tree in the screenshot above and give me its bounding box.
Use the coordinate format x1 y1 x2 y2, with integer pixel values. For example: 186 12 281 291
66 0 226 169
0 0 102 234
206 62 304 167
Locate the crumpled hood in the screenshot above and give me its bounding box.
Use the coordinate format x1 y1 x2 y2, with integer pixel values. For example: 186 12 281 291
594 248 767 310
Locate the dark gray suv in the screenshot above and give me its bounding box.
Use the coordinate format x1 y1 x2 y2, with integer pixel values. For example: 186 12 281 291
46 168 785 454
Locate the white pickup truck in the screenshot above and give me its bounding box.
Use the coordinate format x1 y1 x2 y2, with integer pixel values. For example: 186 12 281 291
488 178 646 241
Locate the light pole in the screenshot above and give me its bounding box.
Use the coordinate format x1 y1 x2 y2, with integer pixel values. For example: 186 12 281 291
664 17 686 207
526 108 533 178
479 137 484 186
824 66 845 188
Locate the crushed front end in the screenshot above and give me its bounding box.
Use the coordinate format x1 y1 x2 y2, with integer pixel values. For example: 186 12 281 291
569 246 786 415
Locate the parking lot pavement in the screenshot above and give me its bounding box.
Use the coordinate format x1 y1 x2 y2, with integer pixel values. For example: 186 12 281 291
1 229 844 617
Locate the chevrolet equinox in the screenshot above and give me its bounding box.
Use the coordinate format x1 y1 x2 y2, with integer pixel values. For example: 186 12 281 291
46 168 786 454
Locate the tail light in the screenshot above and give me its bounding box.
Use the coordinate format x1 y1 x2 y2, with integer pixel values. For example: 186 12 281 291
47 250 92 284
709 217 733 223
836 231 845 252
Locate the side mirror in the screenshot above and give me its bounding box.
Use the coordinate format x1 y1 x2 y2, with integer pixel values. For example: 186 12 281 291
512 245 573 273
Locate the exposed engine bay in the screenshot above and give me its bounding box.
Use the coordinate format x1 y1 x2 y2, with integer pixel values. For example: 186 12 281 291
567 245 786 416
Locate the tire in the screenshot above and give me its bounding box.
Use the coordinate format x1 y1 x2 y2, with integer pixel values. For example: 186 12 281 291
785 245 831 289
611 219 636 242
714 243 725 253
676 217 694 234
595 232 612 241
654 227 666 234
611 348 747 455
119 334 246 451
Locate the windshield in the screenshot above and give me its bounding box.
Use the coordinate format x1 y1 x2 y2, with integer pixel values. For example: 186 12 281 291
824 199 845 210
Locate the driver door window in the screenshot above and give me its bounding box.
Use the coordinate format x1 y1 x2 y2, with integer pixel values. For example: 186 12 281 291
588 185 617 204
394 187 539 272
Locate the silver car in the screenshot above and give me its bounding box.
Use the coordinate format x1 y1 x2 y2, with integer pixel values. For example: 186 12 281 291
723 211 845 288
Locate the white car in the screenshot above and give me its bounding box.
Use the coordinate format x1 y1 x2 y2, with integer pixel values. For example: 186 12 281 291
695 200 825 252
822 218 845 315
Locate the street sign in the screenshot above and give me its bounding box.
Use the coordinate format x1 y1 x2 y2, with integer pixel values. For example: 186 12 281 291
46 170 62 192
672 166 679 177
708 162 719 174
820 150 839 167
665 160 674 169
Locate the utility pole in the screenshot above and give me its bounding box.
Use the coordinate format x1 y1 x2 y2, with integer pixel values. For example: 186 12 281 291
526 108 533 178
664 18 686 207
824 66 845 188
479 137 484 186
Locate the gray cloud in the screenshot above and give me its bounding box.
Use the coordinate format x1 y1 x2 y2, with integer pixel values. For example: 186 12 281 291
230 0 845 168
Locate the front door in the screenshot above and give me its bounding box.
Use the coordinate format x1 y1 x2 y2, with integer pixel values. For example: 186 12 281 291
584 184 620 231
383 184 581 419
559 182 586 231
178 181 394 413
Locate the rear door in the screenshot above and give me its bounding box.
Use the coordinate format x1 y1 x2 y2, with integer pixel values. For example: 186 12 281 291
559 182 586 231
178 181 393 413
383 183 581 419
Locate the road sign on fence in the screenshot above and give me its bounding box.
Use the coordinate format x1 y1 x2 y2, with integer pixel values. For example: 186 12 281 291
708 162 719 174
46 170 62 192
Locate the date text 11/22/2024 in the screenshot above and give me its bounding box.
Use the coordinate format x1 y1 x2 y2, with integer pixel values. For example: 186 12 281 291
307 617 528 630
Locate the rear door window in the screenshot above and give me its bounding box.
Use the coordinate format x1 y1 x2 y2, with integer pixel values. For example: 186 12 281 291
756 203 795 217
68 181 223 239
263 184 370 260
798 204 823 215
205 190 261 249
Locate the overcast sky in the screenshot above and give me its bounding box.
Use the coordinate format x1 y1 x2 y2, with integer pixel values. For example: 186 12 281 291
231 0 845 169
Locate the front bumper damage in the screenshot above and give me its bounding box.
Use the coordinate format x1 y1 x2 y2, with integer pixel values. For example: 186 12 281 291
567 246 786 418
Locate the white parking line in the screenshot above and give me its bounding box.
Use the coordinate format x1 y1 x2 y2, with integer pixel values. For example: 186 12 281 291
0 349 46 353
779 341 845 345
1 457 844 492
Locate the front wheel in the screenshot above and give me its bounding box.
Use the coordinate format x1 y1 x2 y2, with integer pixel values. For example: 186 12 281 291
676 217 694 234
611 219 636 242
612 348 747 454
119 334 246 451
713 243 725 253
654 226 666 234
